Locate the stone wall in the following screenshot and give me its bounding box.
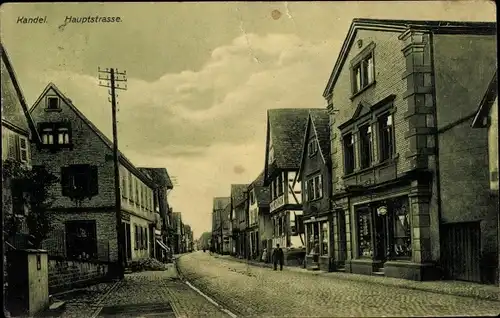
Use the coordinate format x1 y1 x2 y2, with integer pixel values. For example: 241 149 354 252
48 257 110 294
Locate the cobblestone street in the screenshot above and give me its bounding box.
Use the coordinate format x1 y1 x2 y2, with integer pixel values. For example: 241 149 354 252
177 252 500 317
54 263 229 318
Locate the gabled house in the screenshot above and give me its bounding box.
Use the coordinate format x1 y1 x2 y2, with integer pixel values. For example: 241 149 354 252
29 83 158 264
323 18 497 283
263 108 321 265
1 44 42 248
172 212 183 254
296 109 339 272
212 197 230 254
247 171 271 261
230 185 248 258
138 167 174 260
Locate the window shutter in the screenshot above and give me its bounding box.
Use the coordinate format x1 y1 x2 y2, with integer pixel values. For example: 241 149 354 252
89 165 99 196
8 134 17 160
135 225 139 249
61 167 71 196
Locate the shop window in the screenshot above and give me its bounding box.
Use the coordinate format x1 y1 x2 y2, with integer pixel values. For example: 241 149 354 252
320 222 328 256
392 199 411 258
357 208 373 257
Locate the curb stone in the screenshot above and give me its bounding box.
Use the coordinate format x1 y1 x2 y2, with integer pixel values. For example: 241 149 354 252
213 254 500 302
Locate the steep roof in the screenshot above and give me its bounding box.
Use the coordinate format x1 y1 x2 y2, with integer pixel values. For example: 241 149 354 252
138 167 174 189
29 82 156 188
1 44 41 143
213 197 231 210
264 108 324 182
248 170 270 207
297 109 331 181
231 184 248 207
472 69 498 128
323 18 496 98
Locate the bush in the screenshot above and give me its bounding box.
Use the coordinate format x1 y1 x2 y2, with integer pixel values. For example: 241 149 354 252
128 258 168 272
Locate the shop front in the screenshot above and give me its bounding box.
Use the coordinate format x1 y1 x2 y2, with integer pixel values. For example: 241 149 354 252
304 215 333 272
347 192 439 280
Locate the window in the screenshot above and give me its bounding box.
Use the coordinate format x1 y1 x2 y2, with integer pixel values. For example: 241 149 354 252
320 222 328 256
359 124 373 169
19 136 28 163
61 164 98 199
357 208 373 257
128 172 134 202
343 133 355 174
290 212 297 235
250 190 255 205
6 133 30 164
47 96 60 110
277 173 283 196
57 127 70 145
378 113 394 162
307 223 319 255
135 178 140 205
352 53 374 94
391 198 411 258
135 225 139 250
41 128 54 145
39 122 72 147
306 175 322 201
11 179 27 216
308 139 317 156
65 221 97 260
121 169 128 199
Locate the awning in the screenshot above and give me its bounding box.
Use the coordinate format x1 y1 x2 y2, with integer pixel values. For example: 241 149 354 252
156 240 170 252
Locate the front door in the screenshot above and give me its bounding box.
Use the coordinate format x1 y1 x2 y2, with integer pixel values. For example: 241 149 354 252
337 211 347 265
373 206 389 264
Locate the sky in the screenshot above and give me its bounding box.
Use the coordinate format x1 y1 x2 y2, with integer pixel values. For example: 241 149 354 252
0 1 495 239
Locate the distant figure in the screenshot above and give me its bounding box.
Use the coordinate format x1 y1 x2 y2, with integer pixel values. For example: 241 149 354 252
272 244 284 271
261 248 268 263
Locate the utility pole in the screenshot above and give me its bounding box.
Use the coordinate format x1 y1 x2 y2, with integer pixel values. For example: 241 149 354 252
98 67 127 279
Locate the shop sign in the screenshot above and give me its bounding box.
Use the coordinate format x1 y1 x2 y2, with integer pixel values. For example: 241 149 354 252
377 206 388 216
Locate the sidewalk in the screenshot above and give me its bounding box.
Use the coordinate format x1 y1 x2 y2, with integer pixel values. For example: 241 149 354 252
212 253 500 302
44 263 228 318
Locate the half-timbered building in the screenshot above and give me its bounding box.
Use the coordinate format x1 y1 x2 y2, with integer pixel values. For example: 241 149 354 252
263 108 323 265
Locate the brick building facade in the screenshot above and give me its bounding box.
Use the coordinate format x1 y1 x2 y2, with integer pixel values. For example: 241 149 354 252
29 83 163 265
323 18 497 283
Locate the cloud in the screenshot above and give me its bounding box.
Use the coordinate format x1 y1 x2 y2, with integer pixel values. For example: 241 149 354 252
21 32 337 236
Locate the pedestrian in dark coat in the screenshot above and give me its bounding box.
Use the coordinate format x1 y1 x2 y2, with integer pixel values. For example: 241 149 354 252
272 244 285 271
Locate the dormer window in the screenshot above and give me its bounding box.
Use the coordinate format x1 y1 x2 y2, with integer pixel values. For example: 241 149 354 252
308 139 318 157
46 96 61 111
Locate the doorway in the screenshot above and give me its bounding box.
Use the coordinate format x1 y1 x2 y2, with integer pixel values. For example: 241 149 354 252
337 211 347 265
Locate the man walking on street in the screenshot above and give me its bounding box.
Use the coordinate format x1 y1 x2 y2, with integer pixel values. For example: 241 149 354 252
272 244 284 271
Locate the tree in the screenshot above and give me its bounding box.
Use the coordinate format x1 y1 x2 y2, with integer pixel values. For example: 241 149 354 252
2 159 59 249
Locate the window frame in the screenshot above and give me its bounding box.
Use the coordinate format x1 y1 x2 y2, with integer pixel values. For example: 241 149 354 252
359 123 373 169
342 133 356 175
46 96 61 111
305 174 323 202
38 122 73 149
378 112 395 163
350 42 376 97
308 139 318 157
